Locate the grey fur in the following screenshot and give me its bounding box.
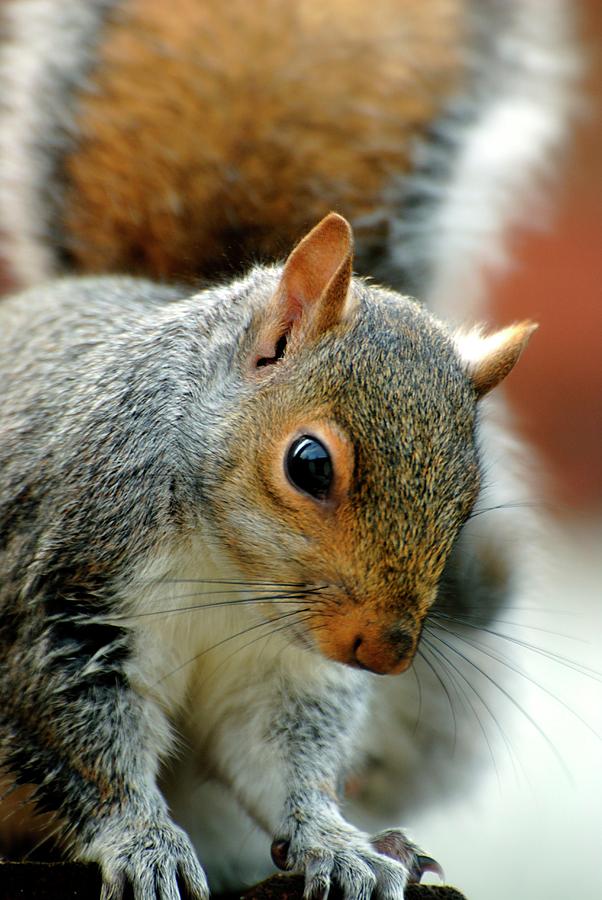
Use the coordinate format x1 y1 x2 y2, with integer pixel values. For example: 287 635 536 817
0 269 485 896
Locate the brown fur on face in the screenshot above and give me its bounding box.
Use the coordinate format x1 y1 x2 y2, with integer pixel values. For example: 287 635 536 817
206 273 481 673
62 0 465 281
194 217 484 675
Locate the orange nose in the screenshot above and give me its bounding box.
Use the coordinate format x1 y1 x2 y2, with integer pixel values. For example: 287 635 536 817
312 609 420 675
352 626 416 675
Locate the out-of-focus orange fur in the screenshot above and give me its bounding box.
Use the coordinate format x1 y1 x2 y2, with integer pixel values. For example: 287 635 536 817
0 776 55 859
64 0 464 281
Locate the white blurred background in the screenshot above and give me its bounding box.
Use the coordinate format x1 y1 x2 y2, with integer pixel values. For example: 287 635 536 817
412 520 602 899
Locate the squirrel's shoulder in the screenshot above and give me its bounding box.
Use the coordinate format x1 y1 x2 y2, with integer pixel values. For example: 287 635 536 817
0 275 183 359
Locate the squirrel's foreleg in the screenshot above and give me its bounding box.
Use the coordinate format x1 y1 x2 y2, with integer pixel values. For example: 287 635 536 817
0 615 208 899
208 662 436 899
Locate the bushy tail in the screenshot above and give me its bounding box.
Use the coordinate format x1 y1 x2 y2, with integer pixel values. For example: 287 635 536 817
0 0 576 320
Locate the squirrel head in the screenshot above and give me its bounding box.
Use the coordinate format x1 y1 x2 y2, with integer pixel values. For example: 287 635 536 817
204 214 536 676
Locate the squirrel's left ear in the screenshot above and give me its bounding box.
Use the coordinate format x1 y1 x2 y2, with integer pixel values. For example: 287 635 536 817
253 213 354 369
455 321 538 397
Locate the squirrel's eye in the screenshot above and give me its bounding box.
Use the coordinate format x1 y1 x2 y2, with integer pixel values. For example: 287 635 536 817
285 436 333 500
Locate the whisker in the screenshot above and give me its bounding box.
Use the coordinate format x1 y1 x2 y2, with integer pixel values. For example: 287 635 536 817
199 613 316 685
414 643 459 754
466 500 541 521
449 624 602 743
431 609 587 642
422 630 522 787
157 578 314 588
108 589 322 623
429 612 602 685
426 626 575 777
148 587 311 598
434 604 581 617
433 606 572 633
410 656 424 736
157 607 310 684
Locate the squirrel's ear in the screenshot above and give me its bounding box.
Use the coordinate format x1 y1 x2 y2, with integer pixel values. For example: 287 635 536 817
279 212 354 336
253 213 354 368
455 321 538 397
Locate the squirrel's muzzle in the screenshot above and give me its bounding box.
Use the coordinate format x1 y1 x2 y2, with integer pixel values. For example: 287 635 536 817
312 609 420 675
351 625 417 675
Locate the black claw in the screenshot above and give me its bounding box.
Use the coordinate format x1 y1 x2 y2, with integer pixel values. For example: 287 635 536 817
410 854 445 884
271 839 291 870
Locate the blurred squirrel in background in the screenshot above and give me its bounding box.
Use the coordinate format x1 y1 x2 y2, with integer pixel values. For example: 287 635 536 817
0 1 573 898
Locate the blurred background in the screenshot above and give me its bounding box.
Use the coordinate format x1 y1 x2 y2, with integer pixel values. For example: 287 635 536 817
491 0 601 519
412 1 602 897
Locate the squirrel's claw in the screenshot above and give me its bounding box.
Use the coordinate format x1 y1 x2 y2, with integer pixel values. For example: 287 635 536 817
413 855 445 883
271 839 291 870
370 829 444 884
272 839 334 900
303 854 334 900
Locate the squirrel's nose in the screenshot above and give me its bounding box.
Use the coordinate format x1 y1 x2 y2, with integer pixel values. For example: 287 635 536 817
352 626 416 675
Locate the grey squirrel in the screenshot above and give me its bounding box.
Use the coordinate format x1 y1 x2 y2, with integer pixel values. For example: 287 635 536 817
0 0 573 898
0 212 535 898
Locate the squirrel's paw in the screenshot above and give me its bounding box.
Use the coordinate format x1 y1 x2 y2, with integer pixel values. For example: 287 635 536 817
86 817 209 900
271 807 440 900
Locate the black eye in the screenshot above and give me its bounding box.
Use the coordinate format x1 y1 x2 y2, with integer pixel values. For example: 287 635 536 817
285 436 333 500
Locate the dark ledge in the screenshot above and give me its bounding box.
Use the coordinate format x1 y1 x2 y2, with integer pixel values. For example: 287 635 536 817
0 864 467 899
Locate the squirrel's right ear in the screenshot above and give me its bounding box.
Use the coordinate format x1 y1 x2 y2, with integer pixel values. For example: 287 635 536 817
253 213 354 369
455 321 538 397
